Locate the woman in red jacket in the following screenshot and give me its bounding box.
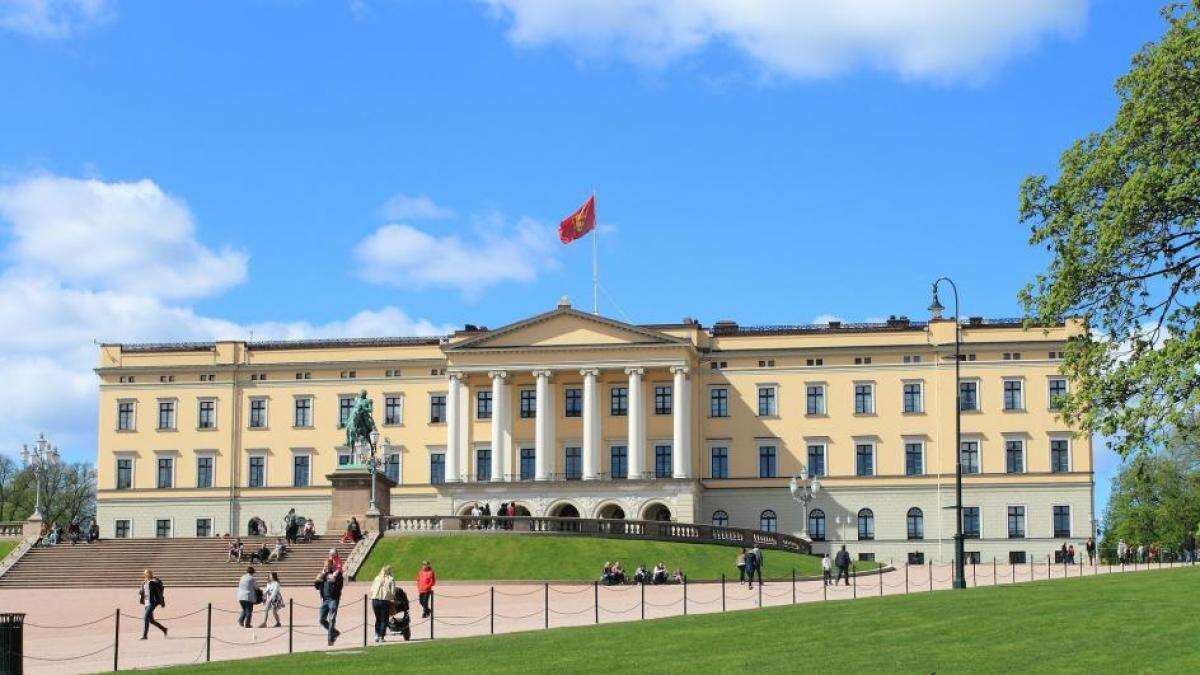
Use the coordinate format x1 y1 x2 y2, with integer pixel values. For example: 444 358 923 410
416 561 436 618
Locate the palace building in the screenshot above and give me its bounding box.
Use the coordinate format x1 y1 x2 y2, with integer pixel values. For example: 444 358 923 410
94 296 1094 563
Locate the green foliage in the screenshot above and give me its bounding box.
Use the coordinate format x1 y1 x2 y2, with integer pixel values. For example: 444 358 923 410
0 454 96 526
1019 2 1200 458
1101 420 1200 550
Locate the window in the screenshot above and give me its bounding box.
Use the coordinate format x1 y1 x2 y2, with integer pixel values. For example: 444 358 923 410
963 507 981 538
1009 551 1027 564
115 520 131 538
805 358 824 367
1005 439 1025 474
292 455 310 487
1003 379 1024 411
903 382 923 413
758 445 777 478
116 458 133 489
477 390 493 420
296 371 311 379
196 456 213 488
519 390 536 418
857 508 874 540
854 383 874 414
1008 506 1026 538
959 381 979 411
960 440 980 474
157 400 176 430
904 442 923 476
760 509 778 533
385 453 400 483
1053 505 1071 538
712 510 729 527
654 385 672 415
338 452 352 466
248 456 265 487
853 356 872 365
338 396 354 428
117 401 135 431
757 386 777 416
710 388 729 417
710 446 729 479
198 400 216 429
294 398 312 428
610 387 628 416
758 359 776 368
806 385 826 415
385 396 403 425
249 399 267 428
195 518 212 538
858 553 876 562
654 444 672 478
610 445 628 479
563 388 583 417
1051 439 1070 472
519 448 535 481
1048 378 1068 410
477 448 493 482
808 509 826 541
807 444 826 477
430 395 446 423
563 447 581 480
156 457 173 488
340 370 357 379
902 354 922 364
155 519 171 538
855 443 874 477
430 453 445 484
907 507 924 540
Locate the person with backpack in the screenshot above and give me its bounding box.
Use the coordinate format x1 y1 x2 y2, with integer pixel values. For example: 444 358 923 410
835 545 851 586
138 569 167 639
236 566 258 628
746 546 763 588
370 565 397 642
315 561 343 646
417 561 436 618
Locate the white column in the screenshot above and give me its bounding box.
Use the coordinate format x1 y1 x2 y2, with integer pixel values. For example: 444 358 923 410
489 371 510 482
445 372 462 482
625 367 645 480
534 369 555 480
671 366 692 479
581 368 601 480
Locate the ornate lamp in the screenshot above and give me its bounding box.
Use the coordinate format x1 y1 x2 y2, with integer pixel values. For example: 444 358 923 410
789 466 821 539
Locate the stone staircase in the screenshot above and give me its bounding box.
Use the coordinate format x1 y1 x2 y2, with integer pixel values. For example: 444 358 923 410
0 537 359 588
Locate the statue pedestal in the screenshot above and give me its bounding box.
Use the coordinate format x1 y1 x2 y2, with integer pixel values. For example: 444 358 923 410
326 467 395 536
23 513 45 538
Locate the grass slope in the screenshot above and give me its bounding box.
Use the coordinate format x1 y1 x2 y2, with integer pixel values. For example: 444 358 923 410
0 539 16 560
356 534 824 581
154 567 1200 674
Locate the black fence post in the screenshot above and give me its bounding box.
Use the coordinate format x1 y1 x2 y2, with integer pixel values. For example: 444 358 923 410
641 581 645 620
430 591 435 640
993 558 997 586
791 569 796 604
972 562 976 587
905 563 909 594
544 583 549 630
113 609 119 673
852 567 857 599
721 574 726 612
757 580 762 607
491 587 495 635
594 581 599 624
288 599 293 654
1029 558 1033 582
879 568 884 598
1047 555 1051 579
362 593 368 647
683 577 688 615
928 561 933 594
206 603 212 662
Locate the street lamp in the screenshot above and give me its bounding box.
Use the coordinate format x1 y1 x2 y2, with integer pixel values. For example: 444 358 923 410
367 429 381 516
21 433 60 521
788 467 821 539
930 277 966 590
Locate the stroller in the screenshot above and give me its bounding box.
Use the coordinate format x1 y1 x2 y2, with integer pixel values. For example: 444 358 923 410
386 587 412 641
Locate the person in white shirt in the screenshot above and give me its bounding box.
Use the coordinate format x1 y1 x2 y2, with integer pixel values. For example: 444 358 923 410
236 566 258 628
369 565 397 642
258 571 284 628
822 554 832 586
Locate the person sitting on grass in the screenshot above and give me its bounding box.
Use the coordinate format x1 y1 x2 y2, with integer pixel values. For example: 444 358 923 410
652 562 667 585
600 562 613 584
633 564 648 584
611 562 626 584
672 568 686 585
227 538 244 563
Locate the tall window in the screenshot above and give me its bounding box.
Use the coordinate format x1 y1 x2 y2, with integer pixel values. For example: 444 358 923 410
760 509 778 533
293 455 310 487
249 399 267 428
563 447 581 480
198 400 216 429
116 458 132 489
156 520 171 538
429 395 446 423
712 510 729 527
963 507 981 538
610 387 628 416
196 456 213 488
158 400 176 430
903 382 923 413
905 442 923 476
338 397 354 427
808 509 826 541
906 507 924 540
519 390 536 418
710 446 729 479
807 444 826 477
196 518 212 538
156 457 173 488
1048 378 1068 411
429 453 445 484
959 381 979 411
1053 505 1071 538
806 385 826 415
564 388 582 417
117 401 135 431
248 456 265 487
855 443 874 476
476 390 493 420
758 445 777 478
385 396 403 425
1007 506 1026 538
385 453 400 483
115 520 131 538
610 445 628 479
857 508 875 540
1005 440 1025 473
654 444 672 478
710 388 729 417
294 398 312 428
519 448 535 481
757 386 777 416
854 384 874 414
476 448 492 482
654 386 672 415
1003 380 1024 411
960 441 980 474
1050 439 1070 472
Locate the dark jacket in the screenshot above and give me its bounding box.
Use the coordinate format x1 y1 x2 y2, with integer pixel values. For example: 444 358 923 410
835 550 851 569
139 578 166 608
315 572 344 602
393 587 410 613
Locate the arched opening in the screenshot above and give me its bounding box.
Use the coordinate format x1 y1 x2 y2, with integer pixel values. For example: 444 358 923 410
511 504 531 517
857 508 875 541
642 502 672 522
549 502 580 518
712 510 729 527
759 509 777 533
808 509 826 541
597 503 626 520
907 507 924 540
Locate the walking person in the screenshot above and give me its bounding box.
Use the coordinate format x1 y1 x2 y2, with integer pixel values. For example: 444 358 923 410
138 569 167 639
746 545 764 588
735 548 747 583
258 572 284 628
822 553 832 586
417 560 437 618
1085 536 1096 565
315 561 343 645
834 545 851 586
236 566 258 628
370 565 397 642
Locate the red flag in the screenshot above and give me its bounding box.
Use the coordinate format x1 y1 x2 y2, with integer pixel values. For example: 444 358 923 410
558 195 596 244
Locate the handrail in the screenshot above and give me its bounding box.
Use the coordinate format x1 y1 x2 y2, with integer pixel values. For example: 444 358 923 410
383 515 811 554
0 521 25 537
0 536 39 577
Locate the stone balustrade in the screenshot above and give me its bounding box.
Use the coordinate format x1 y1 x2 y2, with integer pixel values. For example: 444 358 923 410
0 522 24 537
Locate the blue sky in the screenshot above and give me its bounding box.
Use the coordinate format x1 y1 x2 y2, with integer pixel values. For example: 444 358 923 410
0 0 1169 513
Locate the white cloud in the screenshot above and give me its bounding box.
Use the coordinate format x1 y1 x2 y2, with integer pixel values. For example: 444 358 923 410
812 313 843 325
482 0 1088 82
380 193 455 221
0 0 111 39
355 214 559 296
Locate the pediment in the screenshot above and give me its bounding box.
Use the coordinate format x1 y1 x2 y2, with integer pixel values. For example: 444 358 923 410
447 308 686 351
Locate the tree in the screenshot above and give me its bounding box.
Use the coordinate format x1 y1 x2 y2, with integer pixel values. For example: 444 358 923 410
1019 2 1200 459
0 458 96 526
1102 421 1200 553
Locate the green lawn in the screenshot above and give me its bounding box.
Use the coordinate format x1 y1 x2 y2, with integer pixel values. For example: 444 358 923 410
356 534 826 581
151 567 1200 673
0 539 16 559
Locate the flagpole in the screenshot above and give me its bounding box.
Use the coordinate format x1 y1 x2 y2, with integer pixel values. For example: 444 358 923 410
592 189 599 315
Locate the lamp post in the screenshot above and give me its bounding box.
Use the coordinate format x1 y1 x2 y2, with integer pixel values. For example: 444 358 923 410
930 277 966 590
21 433 60 521
367 429 381 516
788 467 821 539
